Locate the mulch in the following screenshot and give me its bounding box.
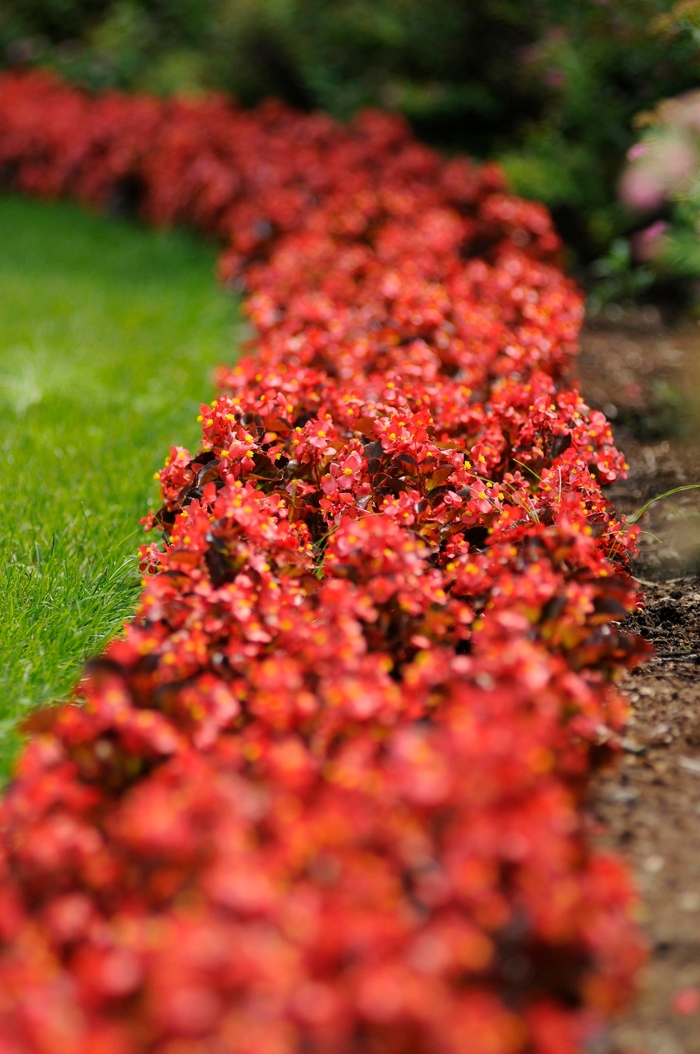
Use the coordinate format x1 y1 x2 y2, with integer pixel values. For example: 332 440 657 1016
579 317 700 1054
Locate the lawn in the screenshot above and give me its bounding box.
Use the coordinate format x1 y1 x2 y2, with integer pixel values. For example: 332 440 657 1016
0 195 239 779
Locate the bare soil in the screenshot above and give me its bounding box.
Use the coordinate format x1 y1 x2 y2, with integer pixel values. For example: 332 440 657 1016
579 317 700 1054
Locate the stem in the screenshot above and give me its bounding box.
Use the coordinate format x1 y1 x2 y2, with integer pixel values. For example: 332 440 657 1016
626 484 700 528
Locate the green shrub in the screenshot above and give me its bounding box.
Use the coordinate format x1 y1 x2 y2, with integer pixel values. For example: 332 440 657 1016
618 65 700 298
0 0 214 91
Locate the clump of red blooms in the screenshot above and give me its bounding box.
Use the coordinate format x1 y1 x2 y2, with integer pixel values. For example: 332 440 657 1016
0 69 651 1054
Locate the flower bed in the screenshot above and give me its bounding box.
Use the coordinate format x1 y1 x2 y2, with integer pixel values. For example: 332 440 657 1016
0 70 649 1054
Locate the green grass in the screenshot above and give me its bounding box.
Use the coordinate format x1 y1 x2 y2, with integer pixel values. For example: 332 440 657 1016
0 195 240 779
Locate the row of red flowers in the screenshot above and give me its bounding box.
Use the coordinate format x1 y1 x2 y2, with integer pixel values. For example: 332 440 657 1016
0 70 649 1054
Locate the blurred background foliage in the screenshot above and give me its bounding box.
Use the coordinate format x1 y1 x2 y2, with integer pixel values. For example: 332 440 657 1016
3 0 700 303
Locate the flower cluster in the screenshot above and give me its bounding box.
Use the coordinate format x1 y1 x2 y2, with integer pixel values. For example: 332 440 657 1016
0 70 650 1054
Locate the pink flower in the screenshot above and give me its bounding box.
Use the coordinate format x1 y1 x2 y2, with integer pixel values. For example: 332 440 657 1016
619 165 666 211
632 220 669 261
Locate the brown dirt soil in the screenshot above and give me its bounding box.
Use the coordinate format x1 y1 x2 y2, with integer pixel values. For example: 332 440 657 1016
579 316 700 1054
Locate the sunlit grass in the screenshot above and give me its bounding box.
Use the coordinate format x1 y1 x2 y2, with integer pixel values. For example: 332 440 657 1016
0 195 240 778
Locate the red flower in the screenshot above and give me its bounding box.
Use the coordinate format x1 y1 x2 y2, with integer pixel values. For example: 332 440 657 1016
0 68 649 1054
